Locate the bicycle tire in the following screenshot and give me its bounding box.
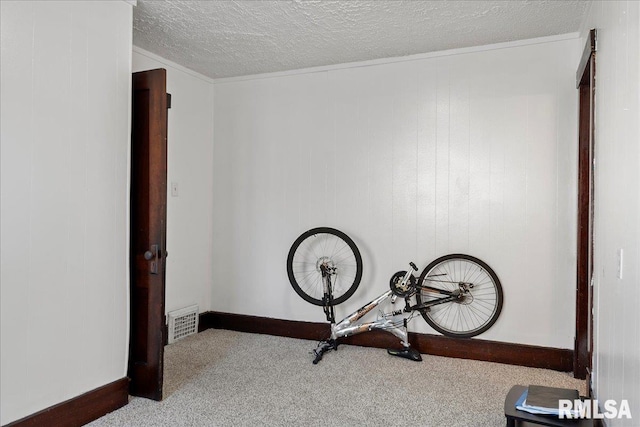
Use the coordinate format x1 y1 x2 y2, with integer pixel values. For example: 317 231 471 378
416 254 503 338
287 227 363 306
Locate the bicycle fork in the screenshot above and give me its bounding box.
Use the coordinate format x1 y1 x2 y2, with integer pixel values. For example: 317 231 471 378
320 264 335 323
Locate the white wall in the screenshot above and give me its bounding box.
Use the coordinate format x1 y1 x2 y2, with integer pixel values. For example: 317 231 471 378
581 2 640 424
212 36 580 349
132 48 215 316
0 1 132 424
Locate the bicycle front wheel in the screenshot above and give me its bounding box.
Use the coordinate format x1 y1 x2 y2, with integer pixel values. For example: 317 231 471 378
287 227 363 306
416 254 503 338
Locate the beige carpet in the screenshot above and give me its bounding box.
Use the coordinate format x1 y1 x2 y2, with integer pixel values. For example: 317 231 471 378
89 329 585 426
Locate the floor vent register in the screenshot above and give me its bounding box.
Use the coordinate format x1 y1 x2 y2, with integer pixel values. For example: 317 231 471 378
168 305 199 344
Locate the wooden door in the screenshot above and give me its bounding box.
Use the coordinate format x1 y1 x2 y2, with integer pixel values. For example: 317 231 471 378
575 30 596 382
129 68 168 400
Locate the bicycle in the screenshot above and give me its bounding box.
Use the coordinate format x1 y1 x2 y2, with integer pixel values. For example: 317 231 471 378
286 227 503 364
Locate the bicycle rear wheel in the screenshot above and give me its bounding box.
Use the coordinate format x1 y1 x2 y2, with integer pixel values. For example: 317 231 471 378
287 227 362 306
416 254 503 338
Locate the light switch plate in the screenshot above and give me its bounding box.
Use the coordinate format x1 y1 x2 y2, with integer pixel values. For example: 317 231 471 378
617 249 623 279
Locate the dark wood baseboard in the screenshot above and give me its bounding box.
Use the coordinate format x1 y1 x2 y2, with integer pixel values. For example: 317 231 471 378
199 311 329 340
4 377 129 427
199 311 573 372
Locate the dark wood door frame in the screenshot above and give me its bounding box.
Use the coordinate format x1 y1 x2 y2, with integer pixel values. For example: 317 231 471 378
574 29 596 382
129 69 169 400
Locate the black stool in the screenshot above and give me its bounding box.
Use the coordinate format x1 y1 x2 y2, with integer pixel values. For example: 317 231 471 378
504 385 593 427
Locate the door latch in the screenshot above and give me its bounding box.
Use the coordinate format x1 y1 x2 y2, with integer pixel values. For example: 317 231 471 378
144 244 159 274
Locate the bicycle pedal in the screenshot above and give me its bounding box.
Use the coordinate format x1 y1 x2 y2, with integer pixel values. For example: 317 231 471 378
387 347 422 362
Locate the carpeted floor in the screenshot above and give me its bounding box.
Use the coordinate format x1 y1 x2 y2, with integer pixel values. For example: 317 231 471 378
89 329 585 427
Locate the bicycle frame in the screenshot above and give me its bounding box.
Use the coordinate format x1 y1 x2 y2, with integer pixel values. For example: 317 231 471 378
331 289 409 346
325 269 461 347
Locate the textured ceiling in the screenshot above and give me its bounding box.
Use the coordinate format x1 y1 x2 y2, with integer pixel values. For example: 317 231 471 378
133 1 589 79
